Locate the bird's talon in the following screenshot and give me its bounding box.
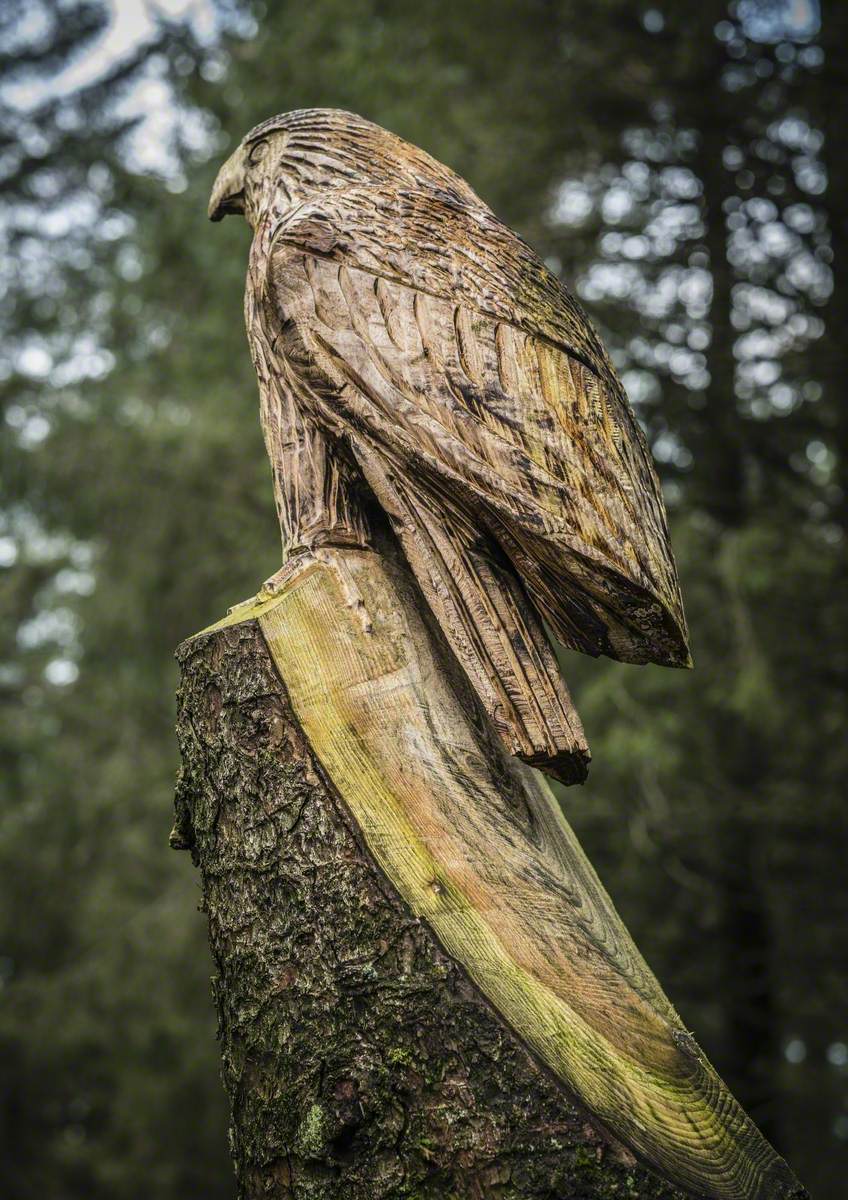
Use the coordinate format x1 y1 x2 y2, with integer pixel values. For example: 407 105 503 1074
259 561 301 600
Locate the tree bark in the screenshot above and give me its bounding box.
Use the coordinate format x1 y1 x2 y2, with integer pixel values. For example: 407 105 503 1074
172 608 684 1200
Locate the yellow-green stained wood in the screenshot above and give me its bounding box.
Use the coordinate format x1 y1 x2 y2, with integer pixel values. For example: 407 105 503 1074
213 548 801 1200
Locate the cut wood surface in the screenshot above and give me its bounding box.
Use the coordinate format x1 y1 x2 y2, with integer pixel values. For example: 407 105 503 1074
197 547 804 1200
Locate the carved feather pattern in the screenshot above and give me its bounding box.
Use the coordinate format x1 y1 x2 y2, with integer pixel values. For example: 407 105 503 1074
236 107 691 777
265 236 688 667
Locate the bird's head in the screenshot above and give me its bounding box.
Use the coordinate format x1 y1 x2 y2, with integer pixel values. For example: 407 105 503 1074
208 108 481 230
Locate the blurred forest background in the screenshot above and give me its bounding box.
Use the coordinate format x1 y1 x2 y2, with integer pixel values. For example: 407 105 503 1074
1 0 846 1196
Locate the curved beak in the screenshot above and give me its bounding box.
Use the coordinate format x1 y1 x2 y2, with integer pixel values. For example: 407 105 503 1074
208 145 247 222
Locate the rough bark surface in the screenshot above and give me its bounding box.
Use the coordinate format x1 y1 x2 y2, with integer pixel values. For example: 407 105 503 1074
173 618 684 1200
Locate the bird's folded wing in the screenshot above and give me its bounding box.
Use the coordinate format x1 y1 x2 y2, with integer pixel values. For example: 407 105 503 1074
266 199 689 666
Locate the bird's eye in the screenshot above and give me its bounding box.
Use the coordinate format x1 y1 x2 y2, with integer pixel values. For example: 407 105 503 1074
248 139 269 166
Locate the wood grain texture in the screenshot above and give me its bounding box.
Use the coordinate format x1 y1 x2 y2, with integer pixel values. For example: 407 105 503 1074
203 550 804 1200
208 107 692 781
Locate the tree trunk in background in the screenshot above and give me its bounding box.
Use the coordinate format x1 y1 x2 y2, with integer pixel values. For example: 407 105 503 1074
692 86 747 531
171 616 684 1200
820 2 848 537
683 22 781 1147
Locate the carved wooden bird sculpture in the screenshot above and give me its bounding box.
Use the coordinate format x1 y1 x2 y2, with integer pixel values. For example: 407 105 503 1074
209 107 691 786
209 111 805 1200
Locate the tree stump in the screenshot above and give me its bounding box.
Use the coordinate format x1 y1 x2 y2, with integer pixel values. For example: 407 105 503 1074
172 593 684 1200
173 547 804 1200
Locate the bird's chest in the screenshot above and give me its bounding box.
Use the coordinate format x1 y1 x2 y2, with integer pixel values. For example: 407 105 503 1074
244 230 286 398
245 229 344 441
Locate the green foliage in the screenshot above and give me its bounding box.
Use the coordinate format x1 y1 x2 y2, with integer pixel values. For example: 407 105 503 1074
1 1 845 1197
